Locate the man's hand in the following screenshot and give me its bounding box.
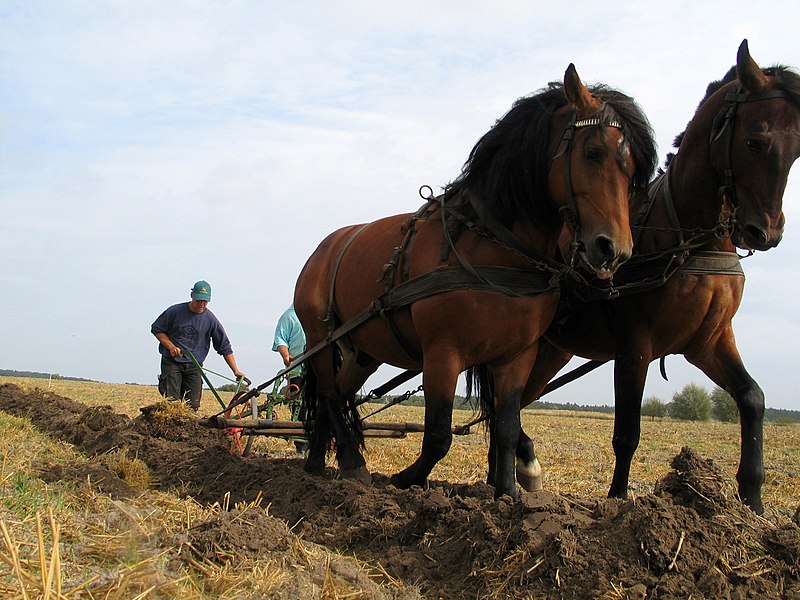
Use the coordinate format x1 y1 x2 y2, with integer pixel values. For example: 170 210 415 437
277 345 292 366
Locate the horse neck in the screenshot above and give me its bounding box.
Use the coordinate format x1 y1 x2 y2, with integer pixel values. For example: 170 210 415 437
668 149 726 231
510 220 560 259
641 93 733 253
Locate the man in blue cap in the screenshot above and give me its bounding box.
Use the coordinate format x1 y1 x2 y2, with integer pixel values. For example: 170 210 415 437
151 280 245 410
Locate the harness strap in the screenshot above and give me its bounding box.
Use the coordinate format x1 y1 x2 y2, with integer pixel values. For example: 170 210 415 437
377 308 422 364
678 250 743 277
662 165 684 245
377 264 559 312
465 192 564 272
327 223 372 330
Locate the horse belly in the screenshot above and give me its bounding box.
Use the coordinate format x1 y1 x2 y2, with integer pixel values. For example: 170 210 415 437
546 299 618 359
413 291 560 368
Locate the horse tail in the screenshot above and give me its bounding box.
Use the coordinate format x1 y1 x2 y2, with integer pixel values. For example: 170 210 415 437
466 364 494 427
300 353 365 451
301 366 318 441
345 393 365 449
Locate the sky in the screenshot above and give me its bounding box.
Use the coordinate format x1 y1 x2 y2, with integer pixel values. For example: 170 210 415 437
2 1 799 411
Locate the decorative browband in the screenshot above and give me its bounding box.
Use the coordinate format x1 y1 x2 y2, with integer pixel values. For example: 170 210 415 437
574 118 622 129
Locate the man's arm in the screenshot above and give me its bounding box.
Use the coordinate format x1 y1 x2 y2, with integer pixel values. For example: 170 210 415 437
223 353 245 379
154 332 182 358
276 344 292 367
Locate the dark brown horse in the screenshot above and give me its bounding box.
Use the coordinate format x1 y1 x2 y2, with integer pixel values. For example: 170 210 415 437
294 65 657 499
481 40 800 513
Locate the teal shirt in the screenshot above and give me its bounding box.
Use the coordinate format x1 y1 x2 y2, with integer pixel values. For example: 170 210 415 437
272 306 306 358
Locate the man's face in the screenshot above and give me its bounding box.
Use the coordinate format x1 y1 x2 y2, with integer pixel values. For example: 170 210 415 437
189 294 209 314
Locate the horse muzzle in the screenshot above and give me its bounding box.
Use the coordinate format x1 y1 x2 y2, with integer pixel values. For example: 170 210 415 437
579 234 632 280
734 214 784 251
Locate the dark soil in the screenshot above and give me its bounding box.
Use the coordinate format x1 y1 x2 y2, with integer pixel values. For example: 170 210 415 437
2 382 799 599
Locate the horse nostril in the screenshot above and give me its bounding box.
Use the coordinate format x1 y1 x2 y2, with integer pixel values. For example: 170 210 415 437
593 235 617 263
744 224 770 247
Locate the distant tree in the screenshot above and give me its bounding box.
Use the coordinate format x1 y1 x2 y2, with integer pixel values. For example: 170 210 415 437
669 383 712 421
711 386 738 422
641 396 667 420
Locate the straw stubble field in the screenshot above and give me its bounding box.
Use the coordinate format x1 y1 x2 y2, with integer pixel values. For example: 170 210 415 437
1 376 799 599
7 377 798 511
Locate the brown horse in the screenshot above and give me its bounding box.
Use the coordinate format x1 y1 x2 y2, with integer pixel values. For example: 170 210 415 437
481 40 800 513
294 65 657 499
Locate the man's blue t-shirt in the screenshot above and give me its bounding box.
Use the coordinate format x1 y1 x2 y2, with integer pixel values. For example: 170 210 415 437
151 303 233 364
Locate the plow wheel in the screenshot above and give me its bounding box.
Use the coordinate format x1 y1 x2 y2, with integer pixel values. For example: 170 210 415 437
224 392 255 457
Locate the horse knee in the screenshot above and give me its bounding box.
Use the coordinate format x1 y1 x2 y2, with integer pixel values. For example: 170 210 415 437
612 434 639 460
423 430 453 462
736 385 765 422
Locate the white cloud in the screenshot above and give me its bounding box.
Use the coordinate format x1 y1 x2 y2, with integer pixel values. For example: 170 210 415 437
1 1 799 412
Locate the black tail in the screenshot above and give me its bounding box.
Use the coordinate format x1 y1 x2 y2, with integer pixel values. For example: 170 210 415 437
301 367 318 441
345 393 365 449
301 355 365 450
466 364 494 428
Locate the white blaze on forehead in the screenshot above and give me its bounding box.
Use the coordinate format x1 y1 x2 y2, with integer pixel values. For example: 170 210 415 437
618 134 631 163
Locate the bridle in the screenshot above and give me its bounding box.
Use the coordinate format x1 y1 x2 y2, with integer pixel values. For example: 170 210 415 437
708 82 790 238
551 103 624 265
633 81 791 252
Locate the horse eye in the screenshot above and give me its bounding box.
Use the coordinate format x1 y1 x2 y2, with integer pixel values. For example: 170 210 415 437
584 146 604 162
745 139 762 153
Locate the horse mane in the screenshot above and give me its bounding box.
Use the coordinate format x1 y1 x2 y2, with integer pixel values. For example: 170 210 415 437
445 82 657 229
667 64 800 168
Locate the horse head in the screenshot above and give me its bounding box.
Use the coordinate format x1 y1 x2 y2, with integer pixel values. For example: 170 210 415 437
549 65 646 279
707 40 800 251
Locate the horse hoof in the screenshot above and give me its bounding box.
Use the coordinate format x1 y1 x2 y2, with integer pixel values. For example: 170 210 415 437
389 472 422 489
516 458 543 492
303 458 326 477
494 488 518 501
341 466 372 484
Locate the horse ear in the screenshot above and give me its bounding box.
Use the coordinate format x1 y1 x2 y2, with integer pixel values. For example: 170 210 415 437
736 39 768 94
564 63 594 112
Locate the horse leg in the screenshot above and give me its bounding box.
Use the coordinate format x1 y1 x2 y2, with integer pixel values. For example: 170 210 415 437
488 424 542 492
390 359 459 490
608 348 650 499
514 341 573 491
333 347 380 482
303 368 333 477
686 331 765 513
475 362 541 494
303 348 372 483
489 352 541 500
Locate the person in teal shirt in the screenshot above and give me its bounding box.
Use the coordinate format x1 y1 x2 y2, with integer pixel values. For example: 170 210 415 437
272 304 306 368
272 304 308 454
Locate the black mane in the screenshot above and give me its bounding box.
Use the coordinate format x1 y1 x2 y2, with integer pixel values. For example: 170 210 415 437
667 64 800 167
446 82 657 229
